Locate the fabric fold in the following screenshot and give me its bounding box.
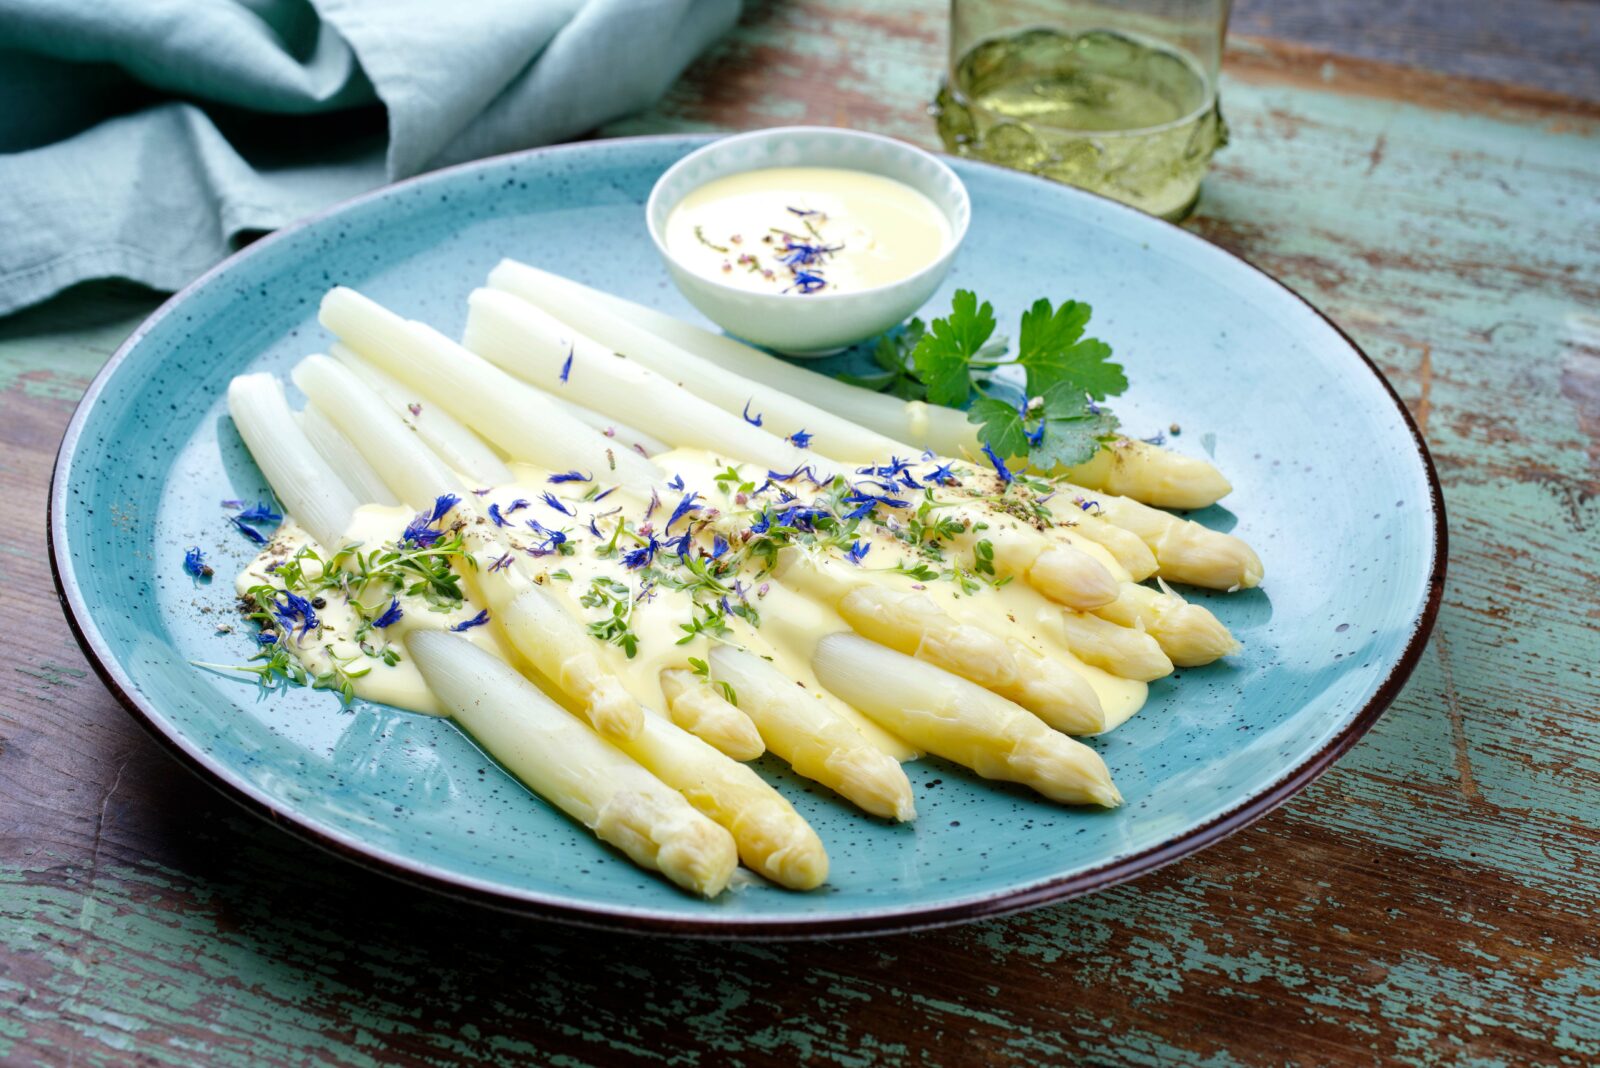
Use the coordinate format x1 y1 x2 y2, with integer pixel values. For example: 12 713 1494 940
0 0 739 316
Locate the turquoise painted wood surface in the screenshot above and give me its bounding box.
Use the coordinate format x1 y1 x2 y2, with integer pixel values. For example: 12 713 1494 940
2 1 1597 1063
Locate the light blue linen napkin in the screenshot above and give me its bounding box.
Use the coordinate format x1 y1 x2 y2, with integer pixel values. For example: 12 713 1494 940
0 0 740 315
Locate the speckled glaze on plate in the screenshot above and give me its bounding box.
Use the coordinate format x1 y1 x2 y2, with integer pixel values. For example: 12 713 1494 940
49 135 1445 938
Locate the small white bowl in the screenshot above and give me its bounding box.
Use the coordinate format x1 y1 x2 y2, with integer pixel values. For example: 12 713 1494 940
646 126 970 356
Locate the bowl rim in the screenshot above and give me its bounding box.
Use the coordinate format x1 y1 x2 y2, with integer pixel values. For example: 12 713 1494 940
49 131 1447 941
643 125 972 305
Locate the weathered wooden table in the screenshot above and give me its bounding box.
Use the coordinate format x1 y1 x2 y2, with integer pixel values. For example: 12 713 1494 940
4 2 1597 1064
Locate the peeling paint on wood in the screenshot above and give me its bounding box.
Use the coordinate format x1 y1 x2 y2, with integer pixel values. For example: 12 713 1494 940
2 2 1598 1064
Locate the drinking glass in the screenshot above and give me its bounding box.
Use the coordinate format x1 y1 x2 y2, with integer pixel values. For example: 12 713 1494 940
932 0 1230 220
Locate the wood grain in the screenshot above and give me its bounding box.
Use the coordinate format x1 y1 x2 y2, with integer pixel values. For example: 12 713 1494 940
3 2 1599 1065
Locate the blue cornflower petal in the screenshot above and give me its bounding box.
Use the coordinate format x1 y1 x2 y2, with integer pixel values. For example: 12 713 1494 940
430 494 460 522
928 462 958 485
402 513 444 547
541 492 575 516
742 399 763 427
488 553 515 572
548 471 592 483
182 546 210 579
559 346 573 383
786 269 826 294
623 534 661 570
666 492 702 531
273 590 319 638
667 474 685 491
846 541 870 565
373 598 404 628
488 503 508 527
788 429 812 449
982 444 1014 484
710 534 729 559
235 502 282 525
450 609 491 632
229 516 268 544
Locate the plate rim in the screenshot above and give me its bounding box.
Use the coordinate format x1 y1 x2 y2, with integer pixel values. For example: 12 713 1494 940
48 132 1448 940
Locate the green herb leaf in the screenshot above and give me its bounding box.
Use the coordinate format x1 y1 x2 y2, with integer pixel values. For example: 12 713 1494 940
1017 298 1126 399
1027 382 1124 468
911 290 995 407
967 396 1029 461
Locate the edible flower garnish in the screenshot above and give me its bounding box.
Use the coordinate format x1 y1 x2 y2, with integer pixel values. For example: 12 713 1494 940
786 270 826 295
623 534 661 570
742 399 763 427
666 492 702 531
450 610 491 632
982 443 1013 484
524 519 568 555
541 491 575 516
183 546 212 580
787 429 812 449
559 346 573 382
229 500 282 544
236 502 283 525
548 471 592 483
272 590 319 639
842 488 909 520
846 541 871 565
373 598 404 628
668 474 686 491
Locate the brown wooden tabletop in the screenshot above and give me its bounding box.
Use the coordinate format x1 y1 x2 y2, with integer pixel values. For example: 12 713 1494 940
3 1 1598 1064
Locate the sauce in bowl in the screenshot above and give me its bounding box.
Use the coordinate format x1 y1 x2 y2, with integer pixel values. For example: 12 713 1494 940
663 166 952 296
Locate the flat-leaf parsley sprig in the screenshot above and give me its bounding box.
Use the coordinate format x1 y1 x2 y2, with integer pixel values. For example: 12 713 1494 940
845 291 1128 468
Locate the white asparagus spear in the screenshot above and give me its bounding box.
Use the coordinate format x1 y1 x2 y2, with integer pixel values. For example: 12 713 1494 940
295 403 399 508
836 587 1105 735
814 634 1122 807
320 287 661 492
226 373 360 551
485 577 645 739
487 260 912 463
772 548 1105 734
1053 610 1174 682
490 259 928 442
1065 441 1232 512
1063 483 1263 590
1094 582 1240 667
548 395 671 458
294 355 651 736
707 646 916 822
283 386 830 888
659 668 765 761
944 510 1122 610
1059 512 1158 581
463 288 833 480
488 261 1233 506
610 713 828 890
328 343 513 487
297 354 902 770
406 631 736 897
292 356 464 511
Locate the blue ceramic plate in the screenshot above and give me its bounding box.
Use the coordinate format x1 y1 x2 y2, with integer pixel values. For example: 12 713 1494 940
50 135 1444 937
